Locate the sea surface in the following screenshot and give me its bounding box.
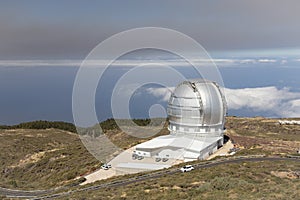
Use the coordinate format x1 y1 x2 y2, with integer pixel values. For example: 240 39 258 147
0 59 299 125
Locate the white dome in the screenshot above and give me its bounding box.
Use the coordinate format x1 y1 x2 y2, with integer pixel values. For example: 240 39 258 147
167 79 227 137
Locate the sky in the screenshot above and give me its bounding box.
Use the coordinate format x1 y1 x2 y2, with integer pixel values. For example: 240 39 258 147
0 1 300 125
1 1 300 59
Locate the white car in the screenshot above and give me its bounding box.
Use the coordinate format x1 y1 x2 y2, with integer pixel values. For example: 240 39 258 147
180 165 194 172
101 164 112 170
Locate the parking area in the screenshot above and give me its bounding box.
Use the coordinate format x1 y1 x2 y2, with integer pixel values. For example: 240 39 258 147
82 141 232 185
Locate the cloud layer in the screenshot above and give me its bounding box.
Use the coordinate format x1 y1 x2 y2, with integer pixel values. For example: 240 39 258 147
224 87 300 117
1 1 300 59
1 57 300 68
146 86 300 118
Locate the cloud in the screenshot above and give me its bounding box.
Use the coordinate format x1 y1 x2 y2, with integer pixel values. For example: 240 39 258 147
0 58 227 67
1 1 300 59
276 99 300 118
146 87 175 102
0 57 294 68
224 87 300 117
145 86 300 118
0 60 82 67
257 59 277 63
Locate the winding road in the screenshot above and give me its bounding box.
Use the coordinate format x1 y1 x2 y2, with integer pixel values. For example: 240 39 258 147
1 156 299 199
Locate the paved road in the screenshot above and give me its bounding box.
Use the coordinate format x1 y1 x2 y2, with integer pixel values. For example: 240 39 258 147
1 156 299 199
0 187 51 198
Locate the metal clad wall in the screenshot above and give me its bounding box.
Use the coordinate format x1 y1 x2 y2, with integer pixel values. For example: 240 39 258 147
167 79 226 137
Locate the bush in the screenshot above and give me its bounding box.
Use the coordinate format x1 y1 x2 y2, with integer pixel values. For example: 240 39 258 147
0 120 77 133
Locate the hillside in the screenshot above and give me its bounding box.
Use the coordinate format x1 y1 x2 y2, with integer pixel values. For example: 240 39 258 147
0 128 99 189
57 159 300 200
0 119 167 190
56 117 300 200
0 120 76 133
226 117 300 155
0 117 299 199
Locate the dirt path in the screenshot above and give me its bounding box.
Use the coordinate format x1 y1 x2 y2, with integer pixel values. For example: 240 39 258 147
207 140 234 160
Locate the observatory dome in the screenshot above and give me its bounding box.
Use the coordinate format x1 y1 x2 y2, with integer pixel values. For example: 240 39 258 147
167 79 227 137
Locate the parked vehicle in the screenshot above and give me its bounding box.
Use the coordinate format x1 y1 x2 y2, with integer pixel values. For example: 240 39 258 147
101 163 112 170
132 154 138 160
137 155 144 160
155 157 161 162
180 165 194 172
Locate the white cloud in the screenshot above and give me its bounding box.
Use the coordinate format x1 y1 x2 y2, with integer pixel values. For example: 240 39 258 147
224 87 300 117
0 59 232 68
0 60 82 67
279 99 300 117
257 59 277 63
146 86 300 118
146 87 175 102
239 59 257 64
0 57 293 68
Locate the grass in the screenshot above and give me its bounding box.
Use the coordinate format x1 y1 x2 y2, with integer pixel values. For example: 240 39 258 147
226 117 300 155
226 116 300 141
0 116 300 196
0 120 76 133
55 160 300 200
0 128 100 189
104 122 169 150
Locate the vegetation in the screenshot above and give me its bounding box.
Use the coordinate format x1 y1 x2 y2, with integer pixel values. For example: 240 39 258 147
99 118 164 131
0 116 299 198
226 117 300 155
0 128 100 189
0 118 167 190
56 160 300 200
0 120 76 133
78 118 169 149
104 119 169 150
226 116 300 141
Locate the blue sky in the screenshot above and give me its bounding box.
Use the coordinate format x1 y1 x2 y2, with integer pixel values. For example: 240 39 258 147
0 1 300 125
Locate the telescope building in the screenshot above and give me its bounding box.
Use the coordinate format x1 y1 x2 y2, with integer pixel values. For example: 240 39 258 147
134 79 227 161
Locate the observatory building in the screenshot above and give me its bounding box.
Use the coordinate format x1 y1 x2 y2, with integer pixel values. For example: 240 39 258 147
134 79 227 161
